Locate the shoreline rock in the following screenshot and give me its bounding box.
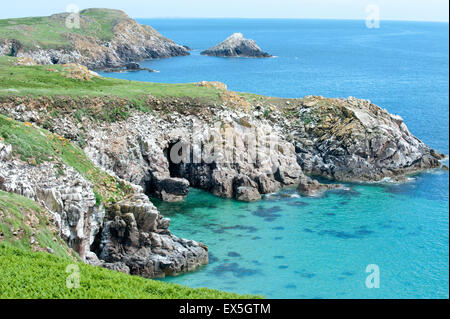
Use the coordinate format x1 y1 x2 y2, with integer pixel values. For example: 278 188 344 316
287 96 443 182
201 33 272 58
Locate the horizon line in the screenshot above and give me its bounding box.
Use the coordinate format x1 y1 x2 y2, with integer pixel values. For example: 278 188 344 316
0 11 448 23
133 16 450 23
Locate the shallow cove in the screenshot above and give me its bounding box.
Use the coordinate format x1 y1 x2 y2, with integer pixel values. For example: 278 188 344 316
100 19 449 298
153 171 448 298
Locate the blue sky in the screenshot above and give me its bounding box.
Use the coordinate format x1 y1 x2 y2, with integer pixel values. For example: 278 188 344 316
1 0 448 21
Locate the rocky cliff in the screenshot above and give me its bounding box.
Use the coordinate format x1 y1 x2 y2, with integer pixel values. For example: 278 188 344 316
1 85 443 205
0 9 189 69
201 33 272 58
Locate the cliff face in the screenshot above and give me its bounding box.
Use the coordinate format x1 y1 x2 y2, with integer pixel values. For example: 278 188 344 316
0 9 189 69
1 87 443 205
275 96 444 182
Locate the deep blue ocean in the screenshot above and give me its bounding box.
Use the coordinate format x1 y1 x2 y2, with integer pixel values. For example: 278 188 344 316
101 19 449 299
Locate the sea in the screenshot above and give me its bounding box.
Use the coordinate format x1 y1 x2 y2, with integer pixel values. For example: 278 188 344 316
100 19 449 299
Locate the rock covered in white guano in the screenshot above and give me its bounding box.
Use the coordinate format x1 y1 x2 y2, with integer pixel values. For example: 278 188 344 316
0 145 103 259
201 33 272 58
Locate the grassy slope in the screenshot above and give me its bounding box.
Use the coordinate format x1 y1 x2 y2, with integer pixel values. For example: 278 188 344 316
0 244 258 299
0 56 221 100
0 8 129 50
0 191 75 260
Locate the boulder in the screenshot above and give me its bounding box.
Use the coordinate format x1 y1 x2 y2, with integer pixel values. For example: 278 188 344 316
297 176 342 197
235 186 261 202
98 195 208 278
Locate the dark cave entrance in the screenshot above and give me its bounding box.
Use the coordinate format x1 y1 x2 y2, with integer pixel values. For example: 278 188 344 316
163 140 186 178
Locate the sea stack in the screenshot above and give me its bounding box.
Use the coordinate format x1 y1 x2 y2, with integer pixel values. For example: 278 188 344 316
201 33 272 58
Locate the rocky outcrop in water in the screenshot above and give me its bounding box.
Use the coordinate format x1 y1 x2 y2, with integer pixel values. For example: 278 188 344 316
0 9 189 69
96 194 208 278
201 33 272 58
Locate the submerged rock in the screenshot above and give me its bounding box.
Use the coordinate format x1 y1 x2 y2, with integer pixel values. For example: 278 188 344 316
201 33 272 58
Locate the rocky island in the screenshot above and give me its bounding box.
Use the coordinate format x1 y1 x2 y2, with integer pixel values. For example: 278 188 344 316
0 8 189 70
201 33 273 58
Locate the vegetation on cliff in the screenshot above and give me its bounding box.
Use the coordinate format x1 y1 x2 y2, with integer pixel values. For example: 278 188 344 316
0 8 189 69
0 191 75 259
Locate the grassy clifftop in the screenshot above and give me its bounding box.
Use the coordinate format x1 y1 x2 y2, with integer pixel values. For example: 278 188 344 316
0 8 130 50
0 244 257 299
0 56 221 100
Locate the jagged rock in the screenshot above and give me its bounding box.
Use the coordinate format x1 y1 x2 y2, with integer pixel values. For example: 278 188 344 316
1 138 209 278
235 186 261 202
125 62 140 70
255 174 281 194
0 151 102 259
98 196 208 278
292 96 442 182
150 173 190 202
0 141 12 161
201 33 272 58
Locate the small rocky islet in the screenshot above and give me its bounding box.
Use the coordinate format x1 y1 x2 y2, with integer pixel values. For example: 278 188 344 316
0 8 446 283
201 33 273 58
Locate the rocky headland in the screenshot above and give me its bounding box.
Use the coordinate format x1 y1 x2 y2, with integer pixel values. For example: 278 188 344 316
201 33 273 58
0 9 189 70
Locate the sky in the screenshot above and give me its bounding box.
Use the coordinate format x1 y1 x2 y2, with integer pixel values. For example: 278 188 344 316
0 0 448 21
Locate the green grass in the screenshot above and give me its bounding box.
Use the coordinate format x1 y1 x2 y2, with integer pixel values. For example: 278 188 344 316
0 56 221 101
0 191 76 260
0 244 259 299
0 113 131 204
0 8 130 50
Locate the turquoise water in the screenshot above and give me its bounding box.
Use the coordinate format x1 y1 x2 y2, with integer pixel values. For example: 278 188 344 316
101 19 449 298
